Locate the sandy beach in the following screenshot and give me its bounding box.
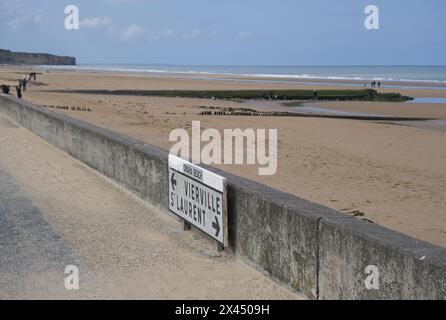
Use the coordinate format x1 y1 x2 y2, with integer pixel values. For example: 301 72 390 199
2 66 446 248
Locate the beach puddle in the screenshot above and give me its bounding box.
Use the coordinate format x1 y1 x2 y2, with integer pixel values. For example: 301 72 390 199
407 97 446 104
287 105 382 117
243 100 382 117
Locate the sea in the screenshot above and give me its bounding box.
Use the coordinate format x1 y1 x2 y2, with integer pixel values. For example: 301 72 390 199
40 64 446 84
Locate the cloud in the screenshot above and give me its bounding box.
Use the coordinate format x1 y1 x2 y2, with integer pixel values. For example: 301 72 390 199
1 2 46 31
33 10 45 24
7 16 27 30
149 29 175 40
78 16 173 43
80 17 112 28
181 30 201 40
0 0 22 17
120 24 145 41
236 31 252 38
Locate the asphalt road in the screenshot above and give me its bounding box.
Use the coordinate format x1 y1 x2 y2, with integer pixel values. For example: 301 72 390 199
0 115 302 300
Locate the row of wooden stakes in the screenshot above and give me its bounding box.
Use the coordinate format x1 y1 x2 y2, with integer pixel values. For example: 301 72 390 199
43 105 92 112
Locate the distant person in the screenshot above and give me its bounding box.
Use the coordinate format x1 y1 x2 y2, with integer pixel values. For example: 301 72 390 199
313 89 318 99
16 86 22 99
1 84 10 94
21 77 27 91
378 82 381 88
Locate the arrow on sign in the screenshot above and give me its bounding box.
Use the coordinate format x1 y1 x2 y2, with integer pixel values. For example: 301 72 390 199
171 172 177 191
212 216 220 238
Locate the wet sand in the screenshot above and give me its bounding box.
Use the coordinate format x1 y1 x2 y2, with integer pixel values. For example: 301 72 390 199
2 66 446 248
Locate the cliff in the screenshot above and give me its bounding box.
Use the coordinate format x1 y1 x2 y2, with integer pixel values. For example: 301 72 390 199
0 49 76 65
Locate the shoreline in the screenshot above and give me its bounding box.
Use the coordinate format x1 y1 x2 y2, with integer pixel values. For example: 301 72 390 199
6 64 446 90
3 65 446 99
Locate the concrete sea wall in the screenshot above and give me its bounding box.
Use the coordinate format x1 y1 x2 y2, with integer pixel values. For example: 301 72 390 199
1 94 445 299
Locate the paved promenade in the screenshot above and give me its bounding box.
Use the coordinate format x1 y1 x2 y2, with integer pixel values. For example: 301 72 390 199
0 115 301 299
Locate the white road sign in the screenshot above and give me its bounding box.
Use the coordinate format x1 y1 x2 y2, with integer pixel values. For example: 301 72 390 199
168 154 227 246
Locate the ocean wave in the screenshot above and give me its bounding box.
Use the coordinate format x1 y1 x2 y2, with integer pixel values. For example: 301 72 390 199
36 65 446 84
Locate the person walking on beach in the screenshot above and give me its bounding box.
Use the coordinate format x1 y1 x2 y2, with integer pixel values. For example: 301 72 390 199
21 76 27 91
378 82 381 88
16 85 22 99
313 89 318 100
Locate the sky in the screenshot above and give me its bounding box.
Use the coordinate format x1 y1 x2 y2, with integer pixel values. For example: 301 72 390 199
0 0 445 65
